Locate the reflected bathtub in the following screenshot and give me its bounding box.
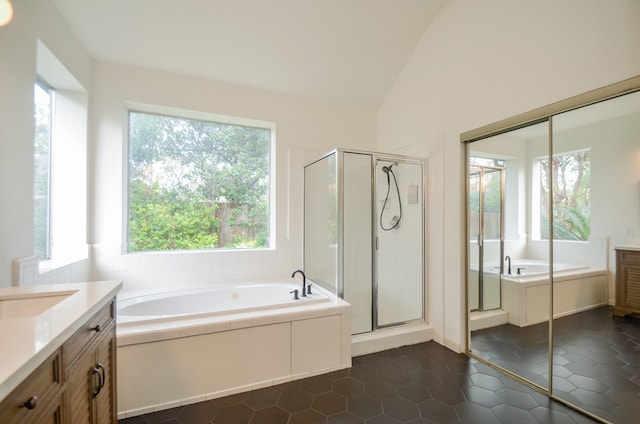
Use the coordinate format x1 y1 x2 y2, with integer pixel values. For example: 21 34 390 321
503 259 589 278
500 259 607 327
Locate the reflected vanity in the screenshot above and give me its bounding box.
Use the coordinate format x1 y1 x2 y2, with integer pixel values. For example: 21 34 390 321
464 76 640 423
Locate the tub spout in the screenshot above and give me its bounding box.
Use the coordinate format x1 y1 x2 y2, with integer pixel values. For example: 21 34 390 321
505 256 512 275
291 269 307 297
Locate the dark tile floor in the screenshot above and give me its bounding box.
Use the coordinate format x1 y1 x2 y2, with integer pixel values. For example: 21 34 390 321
471 306 640 424
119 341 598 424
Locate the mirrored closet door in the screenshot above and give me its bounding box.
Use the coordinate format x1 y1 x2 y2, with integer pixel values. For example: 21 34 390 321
464 76 640 424
467 121 551 391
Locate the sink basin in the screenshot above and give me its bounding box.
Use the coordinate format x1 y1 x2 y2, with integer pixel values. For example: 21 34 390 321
0 290 77 319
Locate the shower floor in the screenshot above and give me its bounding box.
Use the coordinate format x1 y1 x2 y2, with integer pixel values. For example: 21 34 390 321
471 306 640 423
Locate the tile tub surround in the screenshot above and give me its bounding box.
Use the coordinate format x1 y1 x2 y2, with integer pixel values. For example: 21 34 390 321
118 341 598 424
0 280 122 402
116 284 352 418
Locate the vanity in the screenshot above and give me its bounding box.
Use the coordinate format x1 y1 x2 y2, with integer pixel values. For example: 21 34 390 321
614 246 640 317
0 281 122 424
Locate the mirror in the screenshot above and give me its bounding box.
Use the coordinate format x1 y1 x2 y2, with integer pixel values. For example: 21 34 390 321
550 91 640 422
468 121 551 391
465 77 640 423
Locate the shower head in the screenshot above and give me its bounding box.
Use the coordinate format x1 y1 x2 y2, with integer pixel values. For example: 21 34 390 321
382 164 392 174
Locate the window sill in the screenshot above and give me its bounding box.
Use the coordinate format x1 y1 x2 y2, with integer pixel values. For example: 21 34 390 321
38 247 89 275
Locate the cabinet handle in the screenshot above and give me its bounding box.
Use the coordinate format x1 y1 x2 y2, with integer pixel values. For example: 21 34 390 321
21 396 38 410
91 324 102 332
97 363 106 394
92 363 105 398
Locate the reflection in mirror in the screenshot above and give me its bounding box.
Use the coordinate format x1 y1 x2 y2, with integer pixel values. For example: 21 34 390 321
467 120 551 390
550 90 640 422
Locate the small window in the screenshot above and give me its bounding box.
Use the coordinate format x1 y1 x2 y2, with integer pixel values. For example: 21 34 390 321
538 150 591 241
33 80 53 259
33 40 89 270
127 110 273 252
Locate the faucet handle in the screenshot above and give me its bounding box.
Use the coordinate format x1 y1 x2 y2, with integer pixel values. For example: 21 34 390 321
290 289 299 300
306 284 312 295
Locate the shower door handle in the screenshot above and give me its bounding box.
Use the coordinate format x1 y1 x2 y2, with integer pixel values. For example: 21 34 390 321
477 234 483 247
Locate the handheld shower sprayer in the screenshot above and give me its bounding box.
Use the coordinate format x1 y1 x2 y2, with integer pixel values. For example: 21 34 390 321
379 162 402 231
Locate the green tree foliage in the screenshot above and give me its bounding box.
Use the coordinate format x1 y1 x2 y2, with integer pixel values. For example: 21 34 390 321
540 151 591 240
128 111 270 251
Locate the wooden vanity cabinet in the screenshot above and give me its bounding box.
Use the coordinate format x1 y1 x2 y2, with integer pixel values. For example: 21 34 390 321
0 299 116 424
64 301 116 424
614 248 640 317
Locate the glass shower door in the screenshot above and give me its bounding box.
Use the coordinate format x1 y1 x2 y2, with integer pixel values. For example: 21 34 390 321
480 167 503 311
375 160 424 327
469 164 503 312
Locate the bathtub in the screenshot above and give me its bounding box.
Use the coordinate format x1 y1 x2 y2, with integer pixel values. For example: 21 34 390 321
116 280 352 418
117 282 329 325
500 259 607 327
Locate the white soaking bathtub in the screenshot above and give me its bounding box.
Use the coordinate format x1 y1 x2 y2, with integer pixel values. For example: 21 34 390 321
117 282 329 324
501 259 607 327
116 280 352 418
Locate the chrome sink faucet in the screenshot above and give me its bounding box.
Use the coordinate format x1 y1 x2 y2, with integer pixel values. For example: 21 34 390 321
505 255 512 275
291 269 307 297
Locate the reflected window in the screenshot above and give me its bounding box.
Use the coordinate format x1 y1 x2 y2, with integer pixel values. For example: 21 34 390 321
537 149 591 240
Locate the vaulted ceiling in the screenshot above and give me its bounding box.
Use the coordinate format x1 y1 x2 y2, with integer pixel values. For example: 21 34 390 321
53 0 449 108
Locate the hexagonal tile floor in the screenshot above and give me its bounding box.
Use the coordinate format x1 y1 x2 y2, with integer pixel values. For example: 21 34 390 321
119 341 599 424
471 306 640 424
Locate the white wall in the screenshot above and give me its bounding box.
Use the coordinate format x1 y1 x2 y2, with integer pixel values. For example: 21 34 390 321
0 0 92 287
89 61 377 292
377 0 640 351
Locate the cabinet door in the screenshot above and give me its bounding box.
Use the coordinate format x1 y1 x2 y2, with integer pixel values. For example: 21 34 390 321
615 250 640 315
66 326 116 424
94 330 116 424
66 343 95 423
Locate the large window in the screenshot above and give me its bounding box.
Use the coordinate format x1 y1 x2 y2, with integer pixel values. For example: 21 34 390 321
127 111 272 252
538 150 591 240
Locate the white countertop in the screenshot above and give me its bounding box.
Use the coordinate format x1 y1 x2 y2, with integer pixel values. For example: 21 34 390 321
615 245 640 251
0 280 122 402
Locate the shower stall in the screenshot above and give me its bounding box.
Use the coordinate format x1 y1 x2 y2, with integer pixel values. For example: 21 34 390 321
304 149 424 335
